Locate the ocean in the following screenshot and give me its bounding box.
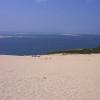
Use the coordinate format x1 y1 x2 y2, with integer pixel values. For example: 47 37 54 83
0 33 100 55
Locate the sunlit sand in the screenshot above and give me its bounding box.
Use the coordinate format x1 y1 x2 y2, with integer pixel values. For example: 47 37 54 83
0 54 100 100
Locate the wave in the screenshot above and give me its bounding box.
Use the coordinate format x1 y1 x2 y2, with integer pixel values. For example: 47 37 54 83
62 34 80 36
0 36 14 38
0 35 40 38
0 35 27 38
0 34 83 39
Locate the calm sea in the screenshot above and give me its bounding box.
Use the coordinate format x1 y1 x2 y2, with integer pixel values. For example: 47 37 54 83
0 34 100 55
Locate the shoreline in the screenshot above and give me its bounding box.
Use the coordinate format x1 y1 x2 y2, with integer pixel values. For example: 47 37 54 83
0 46 100 56
0 53 100 57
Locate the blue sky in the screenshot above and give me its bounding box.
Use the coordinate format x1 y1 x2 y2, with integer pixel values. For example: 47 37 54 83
0 0 100 33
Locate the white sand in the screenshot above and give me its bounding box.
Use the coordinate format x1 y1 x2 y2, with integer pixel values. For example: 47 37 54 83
0 54 100 100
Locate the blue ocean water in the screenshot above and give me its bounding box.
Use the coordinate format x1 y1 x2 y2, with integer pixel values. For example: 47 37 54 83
0 34 100 55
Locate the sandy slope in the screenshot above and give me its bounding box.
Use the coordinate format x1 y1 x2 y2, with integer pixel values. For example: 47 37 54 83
0 54 100 100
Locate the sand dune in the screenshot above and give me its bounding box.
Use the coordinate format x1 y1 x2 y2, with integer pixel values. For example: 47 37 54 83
0 54 100 100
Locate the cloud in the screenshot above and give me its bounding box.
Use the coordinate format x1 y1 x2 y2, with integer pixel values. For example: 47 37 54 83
35 0 47 3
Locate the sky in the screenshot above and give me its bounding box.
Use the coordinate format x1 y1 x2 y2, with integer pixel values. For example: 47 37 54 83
0 0 100 33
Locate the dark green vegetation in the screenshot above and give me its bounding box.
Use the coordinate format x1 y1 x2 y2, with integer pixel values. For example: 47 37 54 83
48 46 100 54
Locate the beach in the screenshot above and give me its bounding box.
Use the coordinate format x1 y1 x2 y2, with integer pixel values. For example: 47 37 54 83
0 54 100 100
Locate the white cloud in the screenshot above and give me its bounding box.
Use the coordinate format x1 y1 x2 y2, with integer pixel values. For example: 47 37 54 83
35 0 47 3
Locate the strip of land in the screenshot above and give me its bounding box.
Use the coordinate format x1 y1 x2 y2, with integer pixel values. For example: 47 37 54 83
48 46 100 54
0 54 100 100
